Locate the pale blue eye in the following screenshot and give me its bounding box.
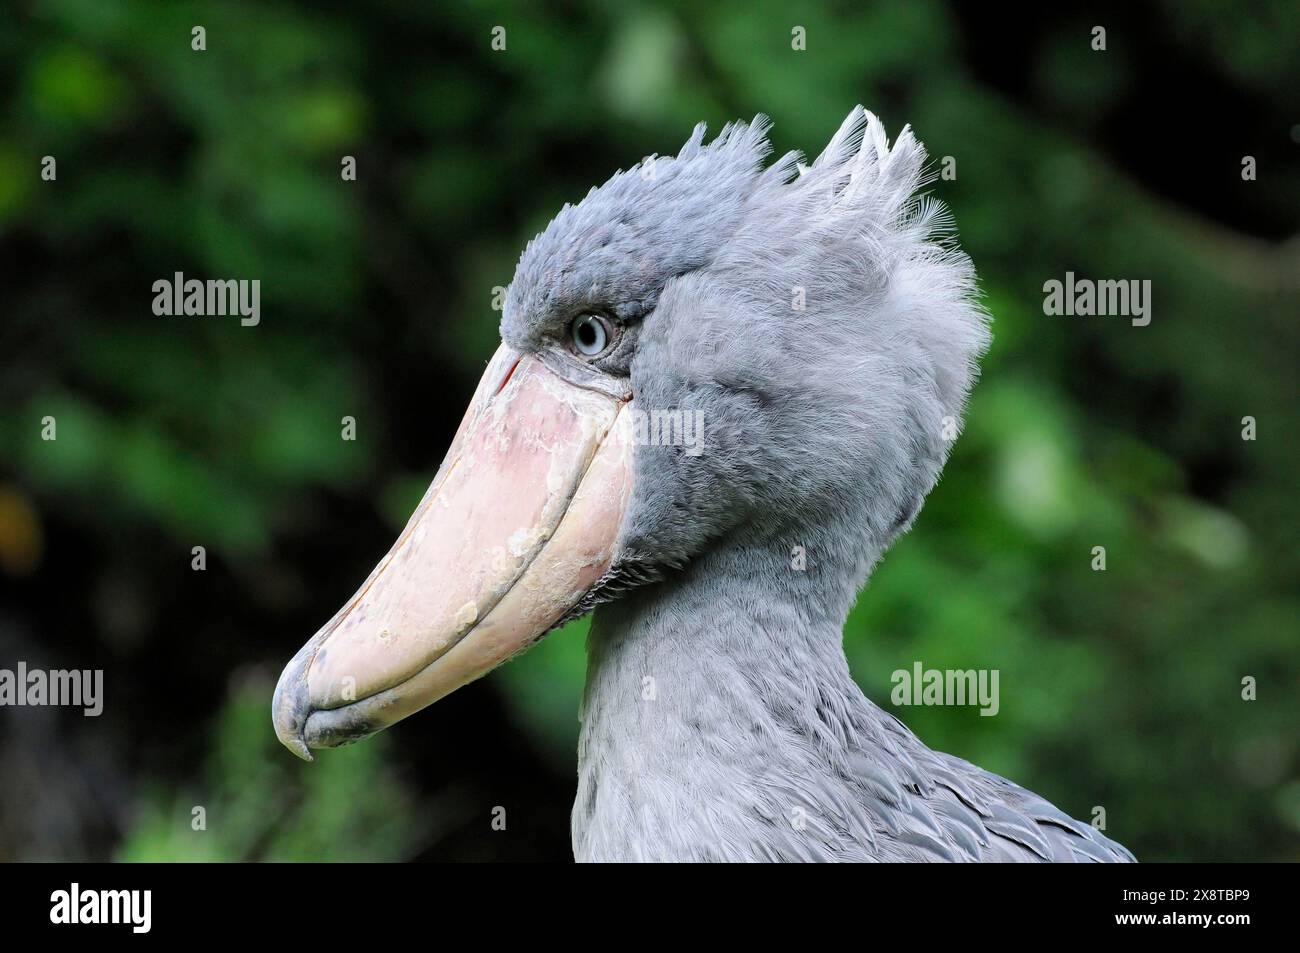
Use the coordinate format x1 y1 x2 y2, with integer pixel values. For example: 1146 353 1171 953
570 314 609 356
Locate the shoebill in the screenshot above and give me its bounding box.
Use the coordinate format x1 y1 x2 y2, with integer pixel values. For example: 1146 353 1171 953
273 107 1136 863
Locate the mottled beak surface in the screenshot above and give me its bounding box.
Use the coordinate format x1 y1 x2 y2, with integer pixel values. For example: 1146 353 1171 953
273 343 632 760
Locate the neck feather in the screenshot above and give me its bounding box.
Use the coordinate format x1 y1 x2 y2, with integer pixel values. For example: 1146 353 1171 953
573 530 894 861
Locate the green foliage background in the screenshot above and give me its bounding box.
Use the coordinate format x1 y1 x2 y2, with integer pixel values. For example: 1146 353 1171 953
0 1 1296 861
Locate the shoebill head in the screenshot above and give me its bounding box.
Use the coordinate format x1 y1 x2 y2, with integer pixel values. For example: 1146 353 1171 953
273 107 989 759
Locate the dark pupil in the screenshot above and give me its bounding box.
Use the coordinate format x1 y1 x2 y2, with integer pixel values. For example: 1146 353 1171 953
577 319 598 349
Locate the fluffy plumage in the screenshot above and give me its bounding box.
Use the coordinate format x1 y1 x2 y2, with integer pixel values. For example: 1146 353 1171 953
503 107 1134 863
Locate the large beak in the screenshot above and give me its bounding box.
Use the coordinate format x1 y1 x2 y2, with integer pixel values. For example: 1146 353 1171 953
273 344 632 760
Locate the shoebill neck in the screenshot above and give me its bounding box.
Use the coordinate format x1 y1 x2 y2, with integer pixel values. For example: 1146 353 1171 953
573 528 882 861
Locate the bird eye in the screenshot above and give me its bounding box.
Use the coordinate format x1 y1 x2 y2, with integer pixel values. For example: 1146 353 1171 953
569 313 610 357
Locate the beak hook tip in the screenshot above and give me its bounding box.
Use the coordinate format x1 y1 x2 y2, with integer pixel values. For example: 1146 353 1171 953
272 645 317 763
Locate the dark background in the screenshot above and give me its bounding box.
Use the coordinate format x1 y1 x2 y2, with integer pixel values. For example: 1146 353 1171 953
0 0 1296 861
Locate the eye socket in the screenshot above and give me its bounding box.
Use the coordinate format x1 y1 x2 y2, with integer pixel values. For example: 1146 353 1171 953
569 313 610 357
